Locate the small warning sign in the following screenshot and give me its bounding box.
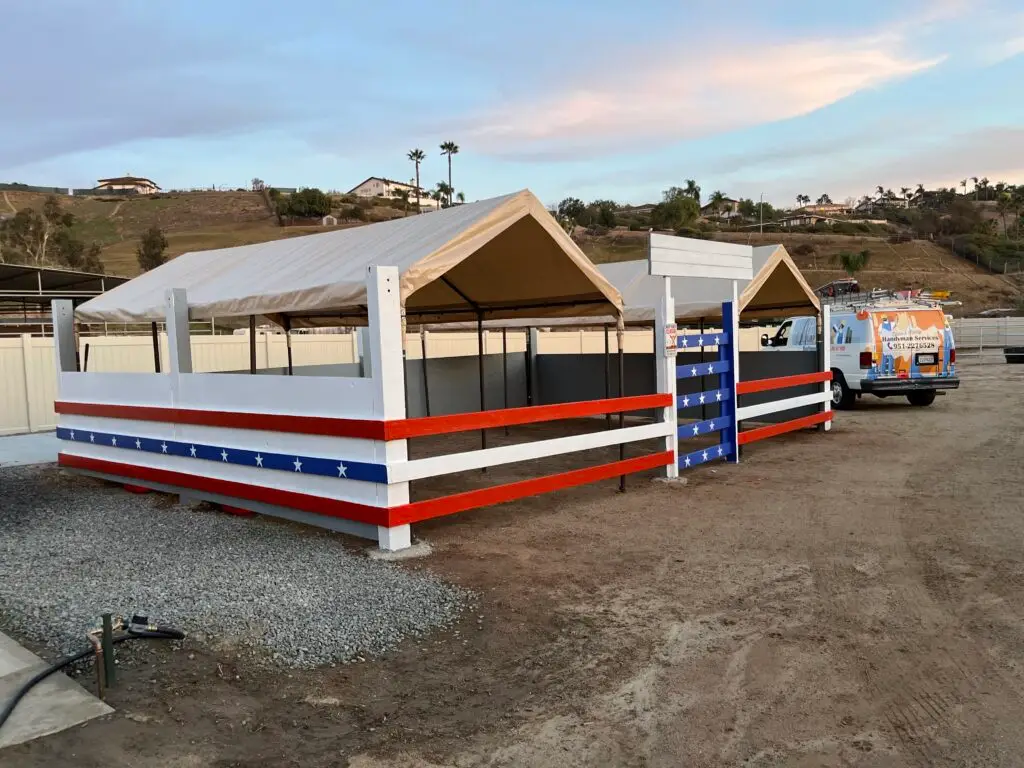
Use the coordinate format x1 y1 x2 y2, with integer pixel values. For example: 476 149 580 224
665 323 678 357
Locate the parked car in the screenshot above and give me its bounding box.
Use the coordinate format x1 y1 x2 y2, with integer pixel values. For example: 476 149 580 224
761 300 959 408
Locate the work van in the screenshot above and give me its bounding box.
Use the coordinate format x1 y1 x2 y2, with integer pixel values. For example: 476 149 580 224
761 302 959 408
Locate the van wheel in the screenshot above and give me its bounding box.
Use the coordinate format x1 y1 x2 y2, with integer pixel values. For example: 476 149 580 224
907 390 936 407
831 371 855 410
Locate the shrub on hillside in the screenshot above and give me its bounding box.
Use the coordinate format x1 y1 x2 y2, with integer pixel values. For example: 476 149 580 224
276 187 331 218
344 205 367 221
791 243 816 257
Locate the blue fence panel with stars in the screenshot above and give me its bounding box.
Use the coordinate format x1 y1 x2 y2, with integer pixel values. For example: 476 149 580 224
676 332 729 350
56 427 387 483
676 387 731 410
678 442 734 469
677 416 726 440
676 359 730 380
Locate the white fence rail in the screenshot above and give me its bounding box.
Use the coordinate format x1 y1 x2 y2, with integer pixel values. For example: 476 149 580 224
0 324 871 437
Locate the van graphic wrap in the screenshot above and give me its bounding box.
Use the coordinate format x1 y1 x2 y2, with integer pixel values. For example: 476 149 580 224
868 310 946 379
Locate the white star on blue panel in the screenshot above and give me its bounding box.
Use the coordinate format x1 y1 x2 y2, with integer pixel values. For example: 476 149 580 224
255 454 263 467
293 458 303 472
221 449 229 462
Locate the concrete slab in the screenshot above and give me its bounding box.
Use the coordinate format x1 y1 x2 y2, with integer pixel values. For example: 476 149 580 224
0 432 58 468
0 632 112 750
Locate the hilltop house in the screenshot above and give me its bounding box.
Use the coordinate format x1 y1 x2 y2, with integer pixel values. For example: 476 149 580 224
95 175 160 195
348 176 439 209
700 197 741 220
797 203 851 216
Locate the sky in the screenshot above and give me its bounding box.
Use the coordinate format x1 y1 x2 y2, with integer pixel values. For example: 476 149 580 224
1 0 1022 208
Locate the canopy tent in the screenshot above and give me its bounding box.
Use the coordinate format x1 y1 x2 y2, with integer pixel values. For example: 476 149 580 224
607 243 820 324
75 190 623 327
425 243 819 330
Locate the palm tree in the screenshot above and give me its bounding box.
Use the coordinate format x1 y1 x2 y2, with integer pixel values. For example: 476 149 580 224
960 179 968 195
900 186 911 200
979 177 990 201
407 148 425 212
997 193 1013 236
456 191 465 204
392 188 411 217
876 185 885 198
916 183 925 196
684 179 701 204
709 190 726 209
435 181 453 208
817 193 833 205
439 141 459 200
971 176 980 200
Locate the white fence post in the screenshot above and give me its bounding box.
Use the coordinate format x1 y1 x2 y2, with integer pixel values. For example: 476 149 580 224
164 289 193 374
20 335 36 432
654 275 678 477
367 266 410 550
822 304 832 432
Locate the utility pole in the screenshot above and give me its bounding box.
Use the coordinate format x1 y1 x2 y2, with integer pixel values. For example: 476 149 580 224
759 192 764 235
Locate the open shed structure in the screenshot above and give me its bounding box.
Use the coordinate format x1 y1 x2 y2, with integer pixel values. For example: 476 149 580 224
52 191 679 550
51 198 833 551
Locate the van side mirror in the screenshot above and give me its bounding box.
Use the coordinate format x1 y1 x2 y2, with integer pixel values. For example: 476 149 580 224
760 333 770 347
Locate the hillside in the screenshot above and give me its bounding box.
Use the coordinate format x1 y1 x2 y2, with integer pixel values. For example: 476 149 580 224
0 189 405 276
576 229 1020 315
2 190 1018 314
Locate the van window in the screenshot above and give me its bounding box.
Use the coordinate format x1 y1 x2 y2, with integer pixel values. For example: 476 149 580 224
774 321 792 347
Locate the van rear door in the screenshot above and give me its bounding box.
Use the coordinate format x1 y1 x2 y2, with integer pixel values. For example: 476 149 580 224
869 308 948 380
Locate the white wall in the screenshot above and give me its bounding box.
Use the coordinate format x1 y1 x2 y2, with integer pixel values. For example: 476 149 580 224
0 325 798 436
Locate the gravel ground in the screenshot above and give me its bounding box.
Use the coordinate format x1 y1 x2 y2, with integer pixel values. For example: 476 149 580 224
0 464 470 667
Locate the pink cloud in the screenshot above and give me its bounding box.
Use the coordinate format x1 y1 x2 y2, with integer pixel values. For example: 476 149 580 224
463 32 943 161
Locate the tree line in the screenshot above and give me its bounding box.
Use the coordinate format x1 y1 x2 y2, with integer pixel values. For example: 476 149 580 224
0 195 105 272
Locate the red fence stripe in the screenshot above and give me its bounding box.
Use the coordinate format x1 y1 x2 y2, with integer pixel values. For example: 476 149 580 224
55 393 673 442
55 402 388 440
60 449 675 531
385 394 673 439
736 411 832 445
58 453 392 526
389 451 674 525
736 371 832 395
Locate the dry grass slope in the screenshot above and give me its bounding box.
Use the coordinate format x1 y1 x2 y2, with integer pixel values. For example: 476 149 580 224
575 230 1019 314
5 190 1016 312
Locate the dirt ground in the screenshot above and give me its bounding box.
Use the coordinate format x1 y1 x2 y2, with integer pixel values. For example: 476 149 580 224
7 361 1024 767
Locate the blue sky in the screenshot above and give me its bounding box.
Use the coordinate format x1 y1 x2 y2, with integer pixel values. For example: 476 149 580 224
1 0 1022 207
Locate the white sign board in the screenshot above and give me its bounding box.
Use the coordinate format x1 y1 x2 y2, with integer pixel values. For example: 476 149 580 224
648 233 754 281
664 323 677 357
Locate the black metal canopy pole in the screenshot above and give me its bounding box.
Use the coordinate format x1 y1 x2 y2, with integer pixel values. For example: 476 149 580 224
151 322 161 372
502 327 509 435
248 315 257 373
283 316 293 375
604 324 611 429
477 313 487 469
421 328 431 417
617 318 626 492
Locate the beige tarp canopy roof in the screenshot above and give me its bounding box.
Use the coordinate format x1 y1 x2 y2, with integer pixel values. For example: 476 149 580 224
606 243 820 324
76 190 623 327
430 243 819 329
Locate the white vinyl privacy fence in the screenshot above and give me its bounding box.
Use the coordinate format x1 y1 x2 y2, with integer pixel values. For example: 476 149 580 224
2 320 1005 436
